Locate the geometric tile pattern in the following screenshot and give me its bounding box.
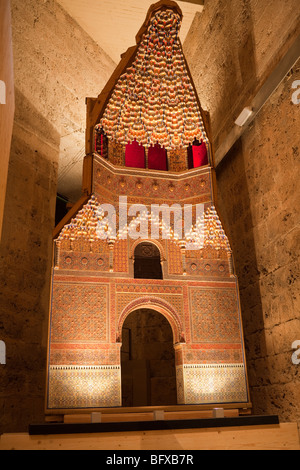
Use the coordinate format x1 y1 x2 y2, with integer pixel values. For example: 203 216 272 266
175 365 185 404
182 345 244 364
58 251 110 272
48 365 121 409
114 239 129 272
177 363 248 404
93 156 212 206
189 287 242 343
49 344 121 366
116 290 184 323
50 282 108 342
167 240 183 275
185 258 230 277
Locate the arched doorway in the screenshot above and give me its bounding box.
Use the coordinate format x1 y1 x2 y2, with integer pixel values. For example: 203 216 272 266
133 241 163 279
121 308 177 407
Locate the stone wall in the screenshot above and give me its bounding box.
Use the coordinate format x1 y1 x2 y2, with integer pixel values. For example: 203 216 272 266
184 0 300 424
10 0 115 202
0 0 15 241
0 0 115 433
183 0 300 151
216 64 300 423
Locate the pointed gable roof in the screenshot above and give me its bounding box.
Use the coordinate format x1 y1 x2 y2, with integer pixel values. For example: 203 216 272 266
96 0 209 151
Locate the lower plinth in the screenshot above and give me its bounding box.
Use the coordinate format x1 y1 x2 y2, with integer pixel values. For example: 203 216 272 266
1 420 299 450
29 414 279 435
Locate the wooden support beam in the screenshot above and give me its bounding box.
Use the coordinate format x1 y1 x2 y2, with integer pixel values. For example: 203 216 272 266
177 0 204 6
52 194 91 239
63 408 240 424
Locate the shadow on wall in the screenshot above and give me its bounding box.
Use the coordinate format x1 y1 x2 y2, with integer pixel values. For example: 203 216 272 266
216 138 270 412
214 1 257 148
0 87 60 433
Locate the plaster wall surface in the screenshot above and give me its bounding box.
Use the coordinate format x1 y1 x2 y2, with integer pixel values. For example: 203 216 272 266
0 0 115 433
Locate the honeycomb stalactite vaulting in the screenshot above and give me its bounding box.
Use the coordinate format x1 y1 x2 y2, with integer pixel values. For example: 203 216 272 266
56 194 232 256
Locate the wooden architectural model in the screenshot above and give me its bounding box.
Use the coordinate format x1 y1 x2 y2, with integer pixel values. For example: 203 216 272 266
46 0 250 413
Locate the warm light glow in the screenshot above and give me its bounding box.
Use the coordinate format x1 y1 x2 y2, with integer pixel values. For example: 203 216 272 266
56 196 231 254
235 107 253 127
48 365 121 408
181 364 248 404
98 8 208 151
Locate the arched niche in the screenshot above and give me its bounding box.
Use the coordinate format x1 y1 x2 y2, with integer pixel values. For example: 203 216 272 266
133 241 163 279
120 308 177 407
117 296 184 345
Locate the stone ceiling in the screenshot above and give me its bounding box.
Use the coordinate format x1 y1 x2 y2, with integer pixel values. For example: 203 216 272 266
56 0 204 63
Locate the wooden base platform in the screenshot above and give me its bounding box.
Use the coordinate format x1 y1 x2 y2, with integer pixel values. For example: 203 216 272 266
0 422 299 450
1 406 299 450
